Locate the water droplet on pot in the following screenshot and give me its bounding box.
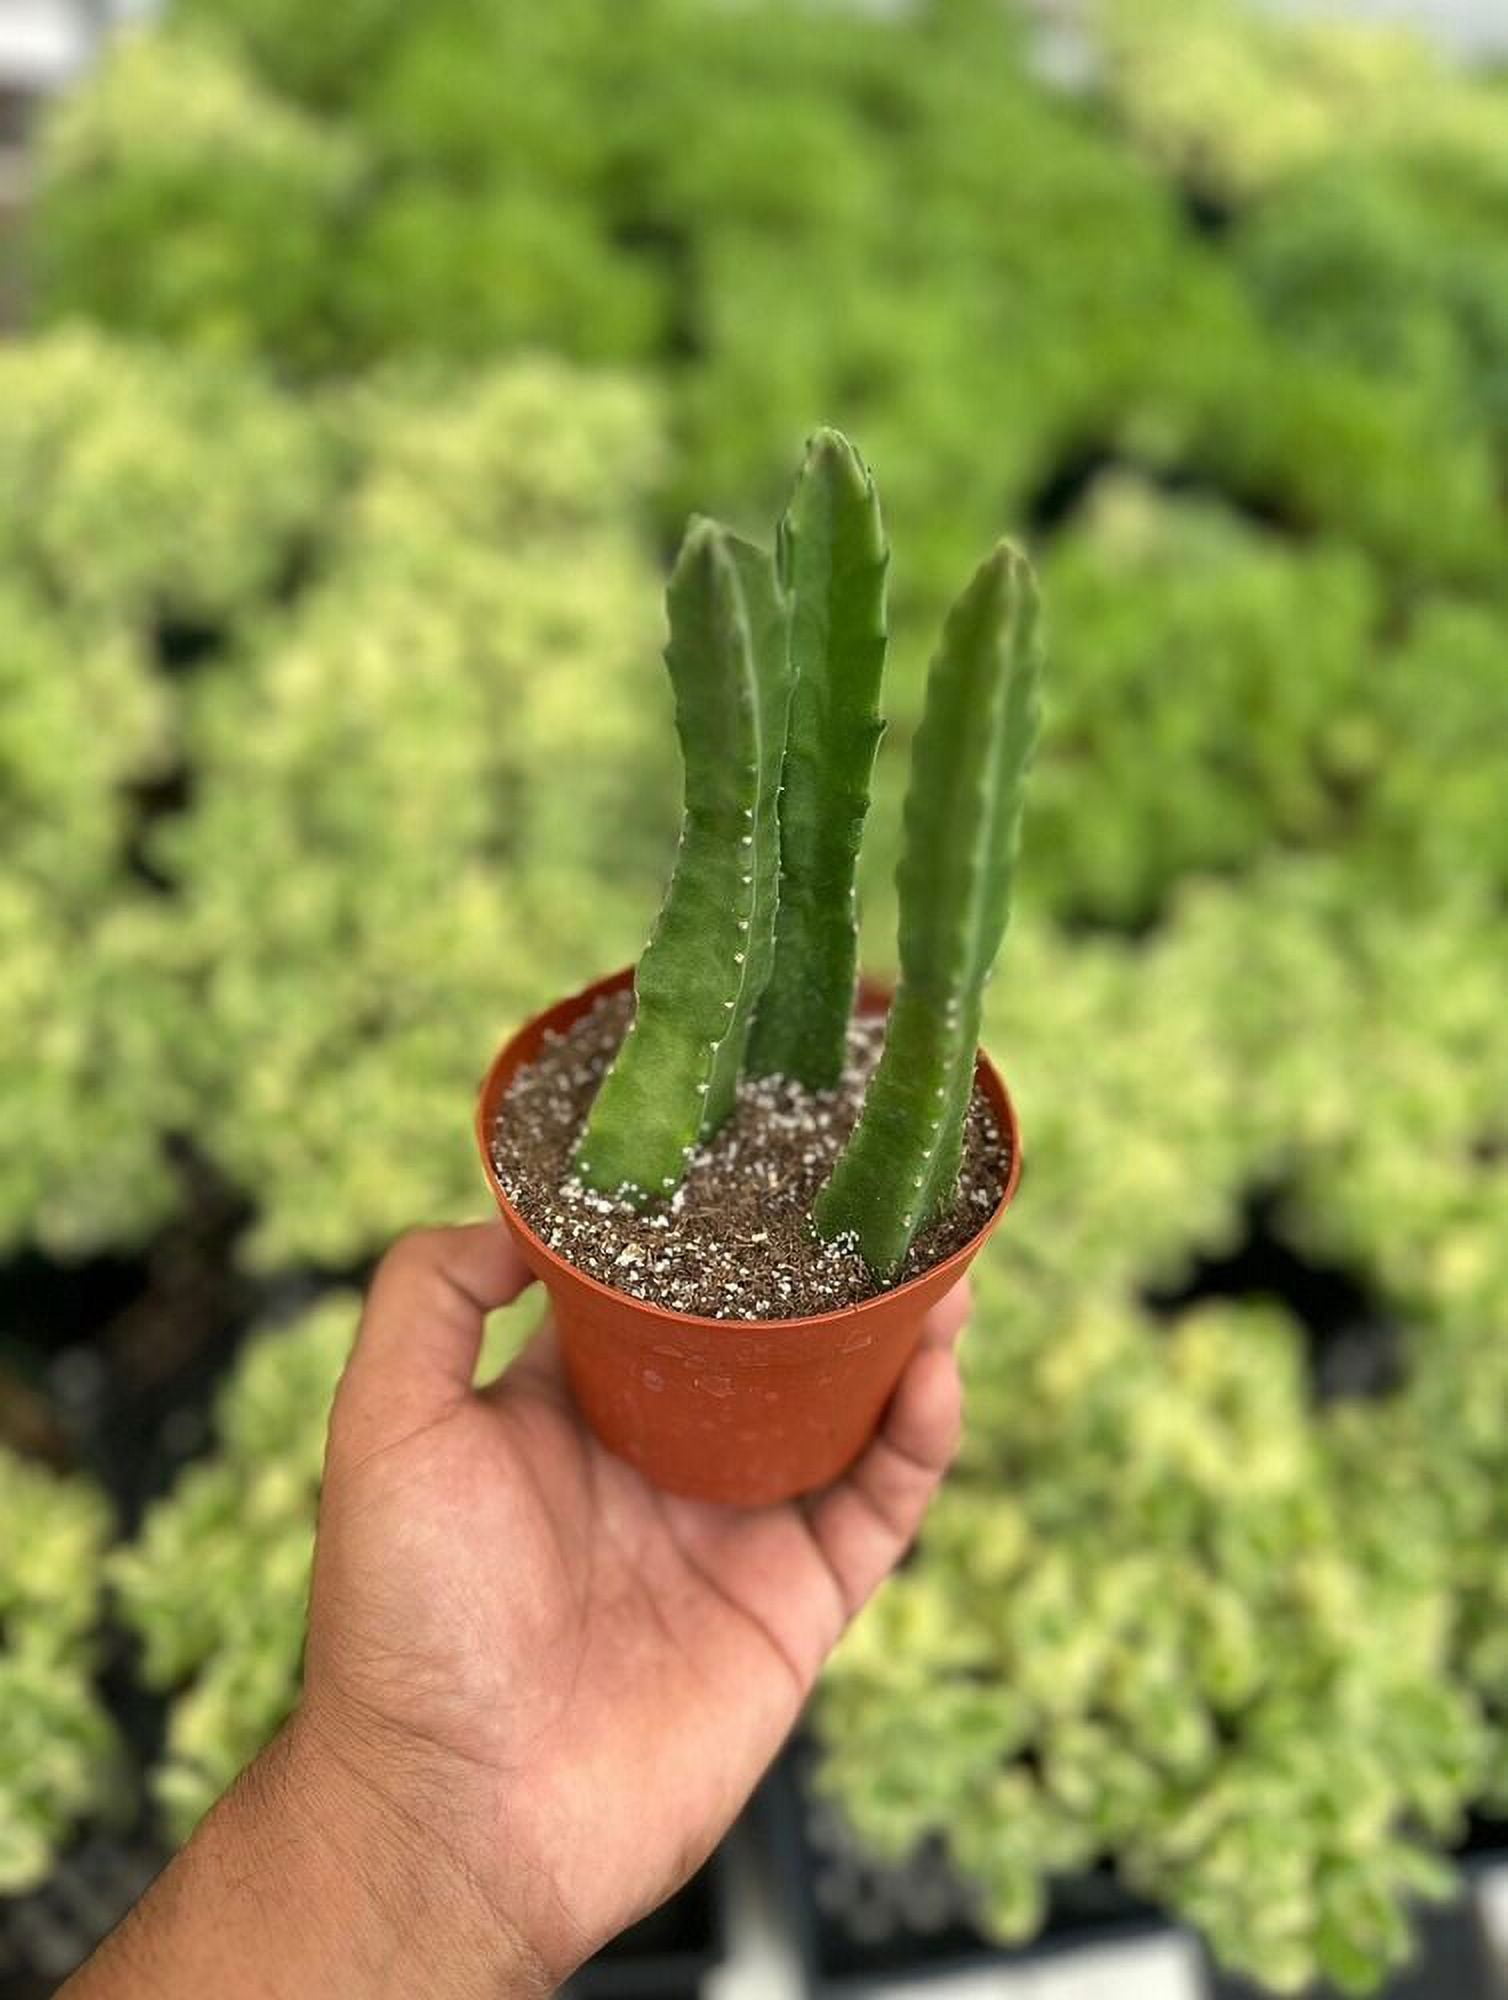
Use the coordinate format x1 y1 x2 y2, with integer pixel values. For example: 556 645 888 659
641 1369 665 1392
695 1374 734 1398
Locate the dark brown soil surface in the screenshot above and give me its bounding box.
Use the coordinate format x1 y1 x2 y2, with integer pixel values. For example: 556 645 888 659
488 990 1008 1319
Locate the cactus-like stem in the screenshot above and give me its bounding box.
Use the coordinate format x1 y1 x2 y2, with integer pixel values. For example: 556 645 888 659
704 534 794 1125
814 542 1042 1277
746 429 888 1089
573 518 792 1204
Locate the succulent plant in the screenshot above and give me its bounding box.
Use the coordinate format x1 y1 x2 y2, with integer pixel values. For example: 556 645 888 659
746 429 888 1092
573 521 793 1202
575 434 1042 1274
815 545 1041 1276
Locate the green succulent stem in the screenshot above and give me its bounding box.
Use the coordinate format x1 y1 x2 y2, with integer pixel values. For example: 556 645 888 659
573 517 792 1204
746 428 888 1089
815 541 1042 1277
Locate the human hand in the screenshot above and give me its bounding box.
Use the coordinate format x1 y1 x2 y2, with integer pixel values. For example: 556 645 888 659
65 1222 967 1999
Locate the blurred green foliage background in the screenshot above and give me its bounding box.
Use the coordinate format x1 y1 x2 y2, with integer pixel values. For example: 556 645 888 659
1 0 1506 1990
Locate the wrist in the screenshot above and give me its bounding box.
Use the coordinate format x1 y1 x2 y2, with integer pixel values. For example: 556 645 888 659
260 1707 553 2000
64 1712 550 2000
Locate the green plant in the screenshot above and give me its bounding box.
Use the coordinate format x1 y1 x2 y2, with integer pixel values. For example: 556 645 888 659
112 1294 356 1837
0 584 165 905
1023 480 1508 928
34 32 363 370
173 0 406 107
0 556 177 1256
1264 879 1508 1321
0 329 333 630
0 330 336 1255
1095 0 1508 206
817 545 1041 1275
1233 157 1508 459
810 859 1508 1994
574 521 792 1200
7 0 1508 1983
1328 1302 1508 1829
35 0 1508 625
0 1451 120 1890
577 426 890 1192
52 858 1504 1997
747 430 888 1091
819 1281 1481 1997
0 889 189 1256
165 361 668 1267
339 181 670 370
1356 597 1508 898
576 435 1042 1274
1026 477 1377 925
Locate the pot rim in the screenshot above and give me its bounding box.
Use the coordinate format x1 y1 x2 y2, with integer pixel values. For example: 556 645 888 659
475 966 1023 1336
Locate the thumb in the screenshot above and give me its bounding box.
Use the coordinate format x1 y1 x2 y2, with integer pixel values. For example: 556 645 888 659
335 1223 536 1457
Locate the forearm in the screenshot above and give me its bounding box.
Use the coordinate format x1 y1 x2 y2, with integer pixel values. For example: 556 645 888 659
60 1717 550 2000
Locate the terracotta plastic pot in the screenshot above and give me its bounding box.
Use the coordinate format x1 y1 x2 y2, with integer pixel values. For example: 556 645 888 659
475 968 1022 1506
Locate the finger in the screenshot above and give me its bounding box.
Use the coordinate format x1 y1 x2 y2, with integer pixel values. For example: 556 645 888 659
920 1278 971 1351
803 1344 962 1619
338 1224 536 1448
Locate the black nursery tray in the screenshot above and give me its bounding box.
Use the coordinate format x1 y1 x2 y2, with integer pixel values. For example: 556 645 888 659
564 1859 726 1999
755 1733 1173 1995
1462 1811 1508 1874
0 1832 167 1999
1204 1890 1497 2000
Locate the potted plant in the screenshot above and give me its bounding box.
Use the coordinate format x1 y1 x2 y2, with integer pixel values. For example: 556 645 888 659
476 429 1042 1504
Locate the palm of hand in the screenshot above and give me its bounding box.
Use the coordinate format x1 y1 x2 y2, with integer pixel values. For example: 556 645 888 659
304 1226 965 1985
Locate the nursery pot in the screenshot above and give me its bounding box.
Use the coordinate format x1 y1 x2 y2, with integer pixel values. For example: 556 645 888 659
475 968 1022 1506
